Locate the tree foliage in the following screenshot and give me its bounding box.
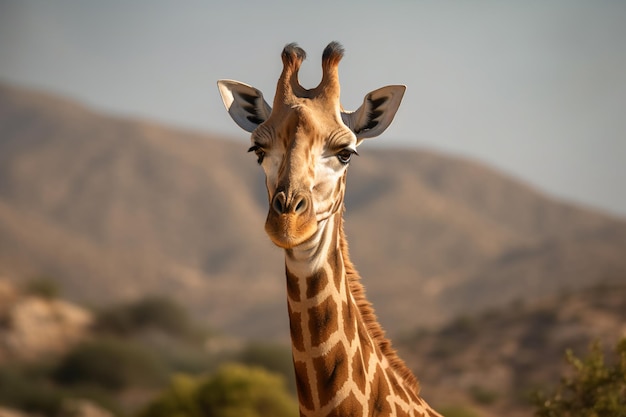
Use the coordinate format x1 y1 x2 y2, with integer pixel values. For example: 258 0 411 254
94 296 196 339
532 338 626 417
237 342 296 394
53 337 166 391
0 364 65 416
23 276 60 299
140 363 298 417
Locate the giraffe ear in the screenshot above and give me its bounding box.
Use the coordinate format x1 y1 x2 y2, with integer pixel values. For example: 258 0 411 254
217 80 272 132
341 85 406 143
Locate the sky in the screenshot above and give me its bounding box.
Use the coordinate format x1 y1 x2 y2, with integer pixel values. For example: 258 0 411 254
1 1 625 217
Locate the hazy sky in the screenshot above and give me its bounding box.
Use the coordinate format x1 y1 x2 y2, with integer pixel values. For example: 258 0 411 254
1 1 625 217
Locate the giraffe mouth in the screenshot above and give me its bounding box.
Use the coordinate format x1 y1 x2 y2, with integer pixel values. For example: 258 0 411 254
265 212 318 249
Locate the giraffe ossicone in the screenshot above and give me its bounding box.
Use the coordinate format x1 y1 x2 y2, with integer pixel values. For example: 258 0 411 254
218 42 442 417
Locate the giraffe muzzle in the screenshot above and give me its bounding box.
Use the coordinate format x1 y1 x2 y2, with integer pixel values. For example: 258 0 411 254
265 190 317 249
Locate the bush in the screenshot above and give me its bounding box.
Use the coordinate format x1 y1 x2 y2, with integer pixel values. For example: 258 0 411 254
24 277 60 299
531 338 626 416
139 374 201 417
140 363 298 417
94 296 197 339
53 337 166 391
237 342 296 393
468 385 499 405
0 361 120 416
0 365 64 416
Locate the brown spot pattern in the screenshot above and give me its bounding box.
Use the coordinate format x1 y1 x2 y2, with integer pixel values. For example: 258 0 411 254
327 391 363 417
395 404 413 417
306 270 328 299
286 269 300 302
314 342 348 408
351 346 366 395
293 359 314 411
342 300 356 343
389 372 410 404
288 304 304 352
308 295 339 347
369 365 393 417
357 320 372 367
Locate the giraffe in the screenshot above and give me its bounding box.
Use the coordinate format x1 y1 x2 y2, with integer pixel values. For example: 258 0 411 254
217 42 443 417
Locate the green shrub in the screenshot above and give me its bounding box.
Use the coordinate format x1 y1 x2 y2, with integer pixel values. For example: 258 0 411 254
129 296 192 336
24 277 60 299
0 365 64 416
197 363 298 417
140 363 298 417
94 296 198 339
0 361 121 416
531 338 626 417
237 342 296 393
53 337 166 391
468 384 499 405
139 373 204 417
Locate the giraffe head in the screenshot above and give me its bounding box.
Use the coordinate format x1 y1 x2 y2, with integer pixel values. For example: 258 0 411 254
218 42 405 249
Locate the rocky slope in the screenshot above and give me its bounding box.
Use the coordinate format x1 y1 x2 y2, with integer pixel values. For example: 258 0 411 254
0 280 92 363
399 283 626 416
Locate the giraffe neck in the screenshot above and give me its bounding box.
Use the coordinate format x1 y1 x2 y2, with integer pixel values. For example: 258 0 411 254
284 212 438 417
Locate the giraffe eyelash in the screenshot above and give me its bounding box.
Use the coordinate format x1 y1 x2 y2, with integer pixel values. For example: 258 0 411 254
247 144 266 165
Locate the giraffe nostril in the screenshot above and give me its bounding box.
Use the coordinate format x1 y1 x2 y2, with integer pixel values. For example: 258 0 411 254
273 192 287 214
272 191 309 215
294 195 308 214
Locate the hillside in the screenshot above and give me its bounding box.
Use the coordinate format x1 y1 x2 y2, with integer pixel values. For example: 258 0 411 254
398 283 626 416
1 82 625 339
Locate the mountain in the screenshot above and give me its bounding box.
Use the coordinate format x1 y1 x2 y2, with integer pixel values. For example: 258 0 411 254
1 82 624 339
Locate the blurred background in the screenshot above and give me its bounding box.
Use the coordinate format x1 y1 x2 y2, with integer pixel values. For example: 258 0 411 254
0 1 625 416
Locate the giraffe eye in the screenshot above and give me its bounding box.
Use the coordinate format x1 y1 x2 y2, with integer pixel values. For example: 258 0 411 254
248 145 266 165
336 148 357 165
